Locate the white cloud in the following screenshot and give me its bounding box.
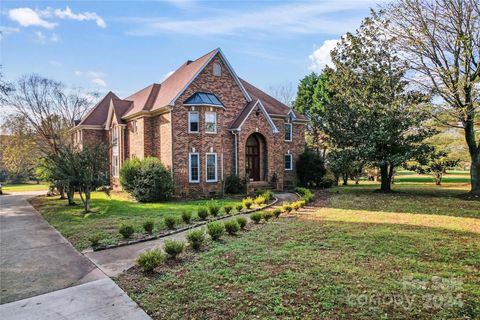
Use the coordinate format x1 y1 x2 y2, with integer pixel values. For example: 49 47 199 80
8 6 106 30
309 39 339 71
0 26 20 39
9 8 57 29
50 33 60 42
125 0 377 37
92 78 107 87
161 71 174 82
34 31 47 44
53 6 106 28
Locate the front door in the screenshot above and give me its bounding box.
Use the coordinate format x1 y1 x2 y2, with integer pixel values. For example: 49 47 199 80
246 135 260 181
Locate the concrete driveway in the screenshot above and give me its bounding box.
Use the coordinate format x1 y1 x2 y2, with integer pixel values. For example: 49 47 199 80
0 191 150 319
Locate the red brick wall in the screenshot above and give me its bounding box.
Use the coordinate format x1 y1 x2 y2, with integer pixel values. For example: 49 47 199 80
171 55 248 196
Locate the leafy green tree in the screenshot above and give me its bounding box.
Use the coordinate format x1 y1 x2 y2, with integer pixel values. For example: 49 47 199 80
325 11 435 192
384 0 480 194
326 149 364 186
294 73 324 153
405 149 459 185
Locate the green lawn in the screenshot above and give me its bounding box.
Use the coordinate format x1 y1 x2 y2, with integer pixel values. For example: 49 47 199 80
117 183 479 319
395 171 471 184
2 183 49 192
31 192 241 251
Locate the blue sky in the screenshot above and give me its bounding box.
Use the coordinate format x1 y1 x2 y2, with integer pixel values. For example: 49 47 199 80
1 0 381 98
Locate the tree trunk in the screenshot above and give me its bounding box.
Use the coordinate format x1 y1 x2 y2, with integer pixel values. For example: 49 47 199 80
379 164 391 192
471 155 480 194
66 187 75 205
85 187 91 213
435 172 442 185
58 185 66 199
342 174 348 186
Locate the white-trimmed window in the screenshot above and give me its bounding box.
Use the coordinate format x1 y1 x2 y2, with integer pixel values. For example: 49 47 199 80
206 153 218 182
188 111 199 133
112 126 118 146
112 154 119 177
132 120 138 133
284 123 292 141
188 153 200 183
213 62 222 76
205 112 217 133
284 154 293 171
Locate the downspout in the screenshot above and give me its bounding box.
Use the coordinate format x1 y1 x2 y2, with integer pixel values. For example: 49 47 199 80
233 131 238 176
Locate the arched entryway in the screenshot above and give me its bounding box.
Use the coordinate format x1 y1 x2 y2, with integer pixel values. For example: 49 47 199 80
245 133 267 181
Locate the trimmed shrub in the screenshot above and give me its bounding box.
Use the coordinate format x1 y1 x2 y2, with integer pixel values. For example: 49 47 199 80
298 200 306 208
143 219 155 234
181 211 192 224
263 211 274 221
120 157 174 203
235 204 243 212
187 229 205 251
292 201 301 211
295 187 314 203
164 216 177 230
164 240 185 259
119 158 141 193
283 203 293 213
207 221 225 241
208 201 221 217
197 207 209 220
136 248 165 273
88 233 103 247
236 217 247 229
254 195 266 206
296 150 326 187
225 175 246 194
250 212 263 224
224 220 240 235
242 197 254 209
119 223 134 238
262 190 274 201
273 208 282 218
223 205 233 215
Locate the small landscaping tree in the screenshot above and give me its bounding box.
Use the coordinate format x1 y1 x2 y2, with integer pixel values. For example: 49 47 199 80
296 150 327 187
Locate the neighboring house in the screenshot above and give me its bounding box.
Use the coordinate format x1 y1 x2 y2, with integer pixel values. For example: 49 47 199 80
72 48 306 196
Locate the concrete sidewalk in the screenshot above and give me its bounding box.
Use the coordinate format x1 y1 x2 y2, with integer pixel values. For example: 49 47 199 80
86 192 298 277
0 278 150 320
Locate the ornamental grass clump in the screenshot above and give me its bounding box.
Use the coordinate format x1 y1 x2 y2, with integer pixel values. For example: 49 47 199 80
164 240 185 259
208 201 221 217
273 208 282 218
262 190 274 201
236 217 247 230
187 229 206 251
181 211 192 224
223 205 233 215
207 221 225 241
88 233 103 247
143 219 155 234
197 207 209 220
263 211 274 221
224 220 240 235
283 203 293 213
235 204 243 212
164 216 177 230
250 212 263 224
242 197 254 209
292 201 301 212
254 195 266 206
137 248 165 273
119 223 135 239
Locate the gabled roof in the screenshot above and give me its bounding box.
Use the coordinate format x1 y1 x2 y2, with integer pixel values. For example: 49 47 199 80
229 99 279 133
122 48 252 118
240 79 305 120
79 91 119 126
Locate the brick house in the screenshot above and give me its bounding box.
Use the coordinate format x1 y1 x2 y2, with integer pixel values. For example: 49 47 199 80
72 48 306 196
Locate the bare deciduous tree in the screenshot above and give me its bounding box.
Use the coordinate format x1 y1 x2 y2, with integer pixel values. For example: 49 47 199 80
384 0 480 193
0 74 97 154
268 82 296 106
